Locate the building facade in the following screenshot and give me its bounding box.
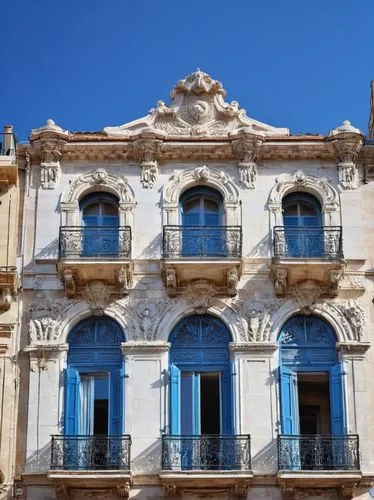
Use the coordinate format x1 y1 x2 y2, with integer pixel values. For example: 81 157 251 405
0 126 20 498
13 71 374 499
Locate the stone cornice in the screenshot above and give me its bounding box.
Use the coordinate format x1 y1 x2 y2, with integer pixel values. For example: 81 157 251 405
121 341 170 354
17 136 374 165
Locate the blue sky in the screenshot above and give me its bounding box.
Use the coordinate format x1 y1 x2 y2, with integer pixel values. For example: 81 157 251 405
2 1 374 141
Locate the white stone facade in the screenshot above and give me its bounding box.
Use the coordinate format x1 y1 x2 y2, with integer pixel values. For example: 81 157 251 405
12 71 374 499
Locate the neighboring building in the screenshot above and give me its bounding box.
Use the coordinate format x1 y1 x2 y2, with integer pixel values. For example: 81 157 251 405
0 126 19 497
14 71 374 499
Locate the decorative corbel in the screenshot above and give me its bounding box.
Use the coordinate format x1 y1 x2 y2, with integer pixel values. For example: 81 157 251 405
184 279 216 314
0 288 12 311
62 269 77 296
328 120 364 190
328 268 343 297
231 129 265 189
274 268 288 296
118 266 132 295
116 482 131 498
132 133 163 189
232 481 251 498
165 267 177 297
227 266 240 296
163 483 178 497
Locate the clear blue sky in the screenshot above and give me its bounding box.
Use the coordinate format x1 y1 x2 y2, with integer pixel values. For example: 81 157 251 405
2 1 374 141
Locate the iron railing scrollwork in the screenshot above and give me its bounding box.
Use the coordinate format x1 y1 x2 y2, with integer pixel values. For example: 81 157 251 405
59 226 131 259
50 435 132 470
162 226 242 258
273 226 343 260
278 435 360 471
161 435 251 471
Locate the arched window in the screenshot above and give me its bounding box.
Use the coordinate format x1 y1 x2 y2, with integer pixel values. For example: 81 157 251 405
179 187 224 256
282 193 323 257
79 193 119 256
65 316 125 438
169 315 232 436
278 315 349 470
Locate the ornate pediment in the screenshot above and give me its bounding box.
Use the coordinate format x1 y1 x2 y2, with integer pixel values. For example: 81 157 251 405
104 70 289 138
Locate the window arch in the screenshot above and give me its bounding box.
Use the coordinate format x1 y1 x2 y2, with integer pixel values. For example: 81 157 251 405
282 193 322 228
169 314 233 437
278 314 346 439
65 316 125 437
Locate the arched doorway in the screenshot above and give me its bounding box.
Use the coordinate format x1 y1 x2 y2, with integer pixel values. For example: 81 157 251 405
65 316 125 436
169 314 233 436
278 314 356 471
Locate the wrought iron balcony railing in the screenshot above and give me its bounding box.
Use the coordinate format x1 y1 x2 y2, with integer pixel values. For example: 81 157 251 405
161 434 251 471
278 435 360 471
162 226 242 258
59 226 131 259
50 435 132 470
273 226 343 260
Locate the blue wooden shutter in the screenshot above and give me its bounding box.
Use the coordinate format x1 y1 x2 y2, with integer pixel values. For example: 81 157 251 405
110 367 124 435
329 363 347 435
64 366 80 435
221 367 233 435
82 215 99 256
170 363 181 435
279 365 299 435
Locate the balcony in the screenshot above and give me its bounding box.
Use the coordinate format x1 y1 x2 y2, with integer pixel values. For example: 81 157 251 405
277 435 361 494
272 226 345 297
0 129 17 186
162 226 242 297
160 435 253 497
48 435 132 497
57 226 132 297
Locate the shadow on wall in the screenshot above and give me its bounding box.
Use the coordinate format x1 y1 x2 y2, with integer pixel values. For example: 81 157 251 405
25 441 51 473
244 233 271 260
131 437 162 475
34 238 59 260
251 439 278 475
137 233 162 260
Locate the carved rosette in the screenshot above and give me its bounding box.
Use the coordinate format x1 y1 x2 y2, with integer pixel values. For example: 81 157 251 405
132 134 163 189
328 120 364 190
231 130 265 189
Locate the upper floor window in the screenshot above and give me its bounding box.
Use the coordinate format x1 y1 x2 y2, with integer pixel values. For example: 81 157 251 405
79 193 119 256
180 187 223 227
282 193 322 228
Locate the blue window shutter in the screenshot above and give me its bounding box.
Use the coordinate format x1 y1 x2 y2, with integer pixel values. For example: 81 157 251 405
83 215 99 226
102 215 119 226
65 366 80 435
221 367 233 435
279 365 299 435
170 363 181 435
329 363 347 435
193 373 200 434
110 367 124 435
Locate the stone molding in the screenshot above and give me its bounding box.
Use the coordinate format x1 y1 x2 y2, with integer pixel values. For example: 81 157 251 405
328 120 364 190
268 170 339 225
60 168 136 227
121 341 170 354
162 165 240 226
